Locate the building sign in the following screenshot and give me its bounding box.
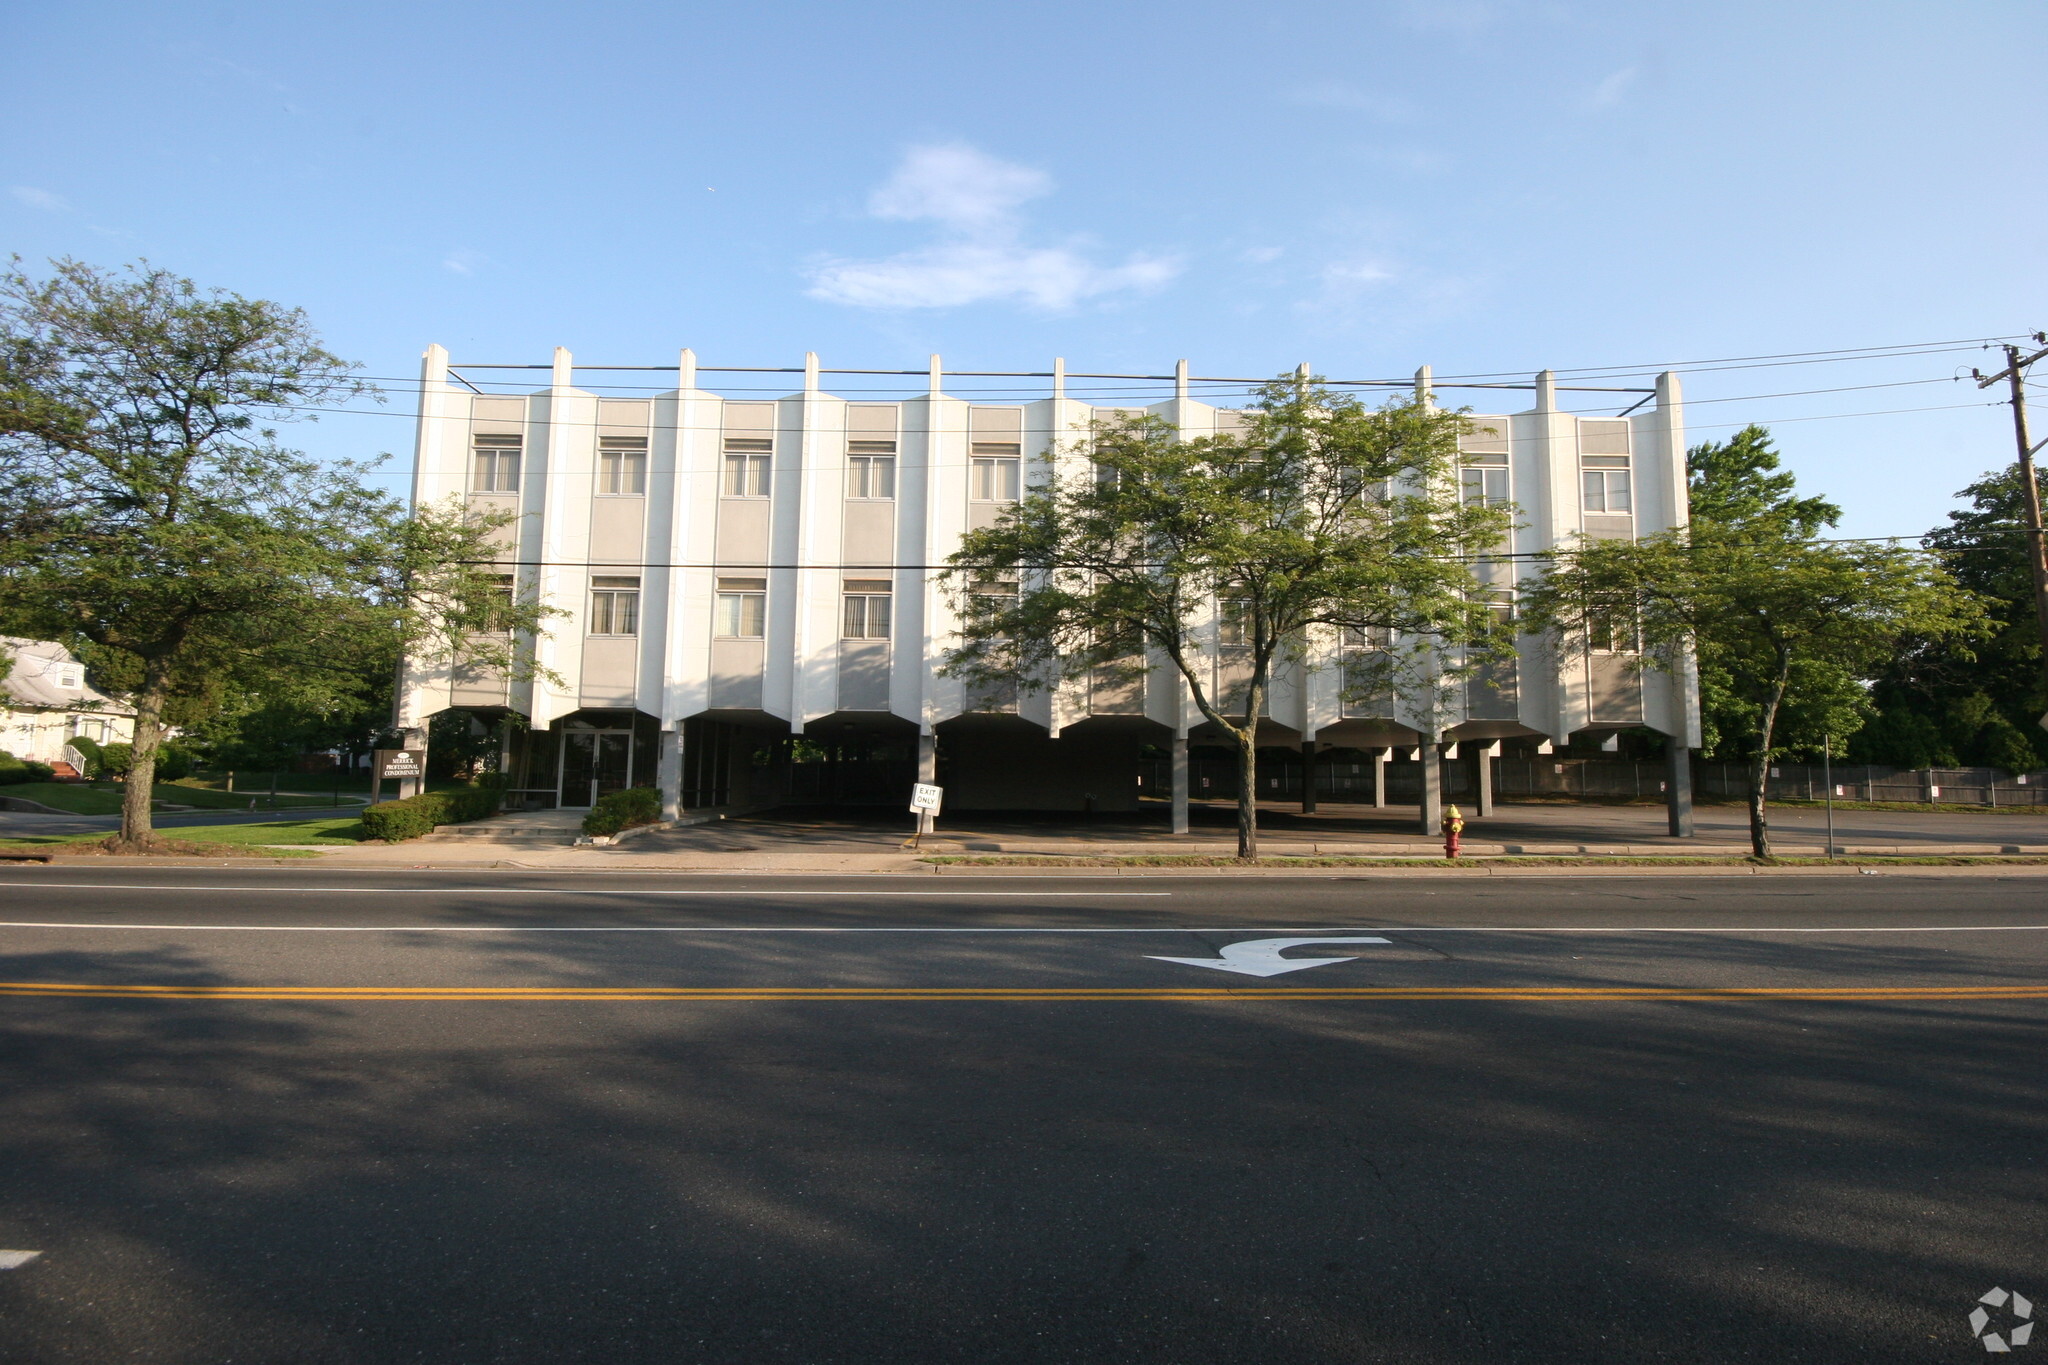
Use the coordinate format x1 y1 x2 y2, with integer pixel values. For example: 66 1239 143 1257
375 749 425 781
909 783 943 814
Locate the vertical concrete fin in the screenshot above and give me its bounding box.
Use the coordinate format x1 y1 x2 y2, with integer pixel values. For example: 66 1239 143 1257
677 348 697 392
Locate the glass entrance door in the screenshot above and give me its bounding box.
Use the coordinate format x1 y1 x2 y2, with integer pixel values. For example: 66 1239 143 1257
559 731 633 808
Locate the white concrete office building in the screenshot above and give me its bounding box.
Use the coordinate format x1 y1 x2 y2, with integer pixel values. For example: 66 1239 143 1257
395 347 1701 830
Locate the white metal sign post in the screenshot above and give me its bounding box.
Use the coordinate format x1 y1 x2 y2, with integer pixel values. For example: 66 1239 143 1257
906 783 943 848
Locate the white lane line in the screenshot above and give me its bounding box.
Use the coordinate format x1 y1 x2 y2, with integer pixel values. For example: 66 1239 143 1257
0 922 2045 935
0 884 1169 897
0 1251 41 1269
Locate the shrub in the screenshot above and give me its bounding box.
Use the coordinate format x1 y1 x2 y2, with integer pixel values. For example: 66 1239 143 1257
153 744 195 783
66 734 103 776
583 786 662 837
0 753 56 785
97 742 134 777
357 784 505 843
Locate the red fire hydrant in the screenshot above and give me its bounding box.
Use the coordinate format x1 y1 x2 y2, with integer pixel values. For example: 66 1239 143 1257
1442 804 1465 859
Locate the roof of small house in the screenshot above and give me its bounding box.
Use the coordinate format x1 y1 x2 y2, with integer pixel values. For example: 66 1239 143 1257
1 638 134 715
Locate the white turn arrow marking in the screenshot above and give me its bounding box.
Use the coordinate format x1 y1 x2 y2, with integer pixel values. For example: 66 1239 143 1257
1147 936 1393 977
0 1251 41 1270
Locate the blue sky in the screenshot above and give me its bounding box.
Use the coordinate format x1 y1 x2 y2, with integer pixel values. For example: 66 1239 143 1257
4 0 2044 535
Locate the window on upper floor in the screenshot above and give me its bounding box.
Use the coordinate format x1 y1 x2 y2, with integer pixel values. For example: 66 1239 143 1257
589 576 640 636
722 438 772 497
598 437 647 495
1585 600 1639 654
1218 595 1253 649
1341 625 1395 649
1581 456 1632 514
716 577 767 638
847 441 897 499
967 580 1020 629
472 434 522 493
1461 450 1510 508
970 443 1022 502
842 579 893 640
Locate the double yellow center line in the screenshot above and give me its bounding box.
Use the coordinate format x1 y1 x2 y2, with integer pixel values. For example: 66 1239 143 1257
1 983 2044 1003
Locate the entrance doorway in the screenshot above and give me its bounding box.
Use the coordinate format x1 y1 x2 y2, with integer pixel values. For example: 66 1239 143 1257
559 728 632 808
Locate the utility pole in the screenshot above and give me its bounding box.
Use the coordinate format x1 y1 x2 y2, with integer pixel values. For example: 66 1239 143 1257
1974 334 2048 724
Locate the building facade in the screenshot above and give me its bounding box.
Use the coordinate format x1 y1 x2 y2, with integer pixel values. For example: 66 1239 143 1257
1 637 134 766
396 347 1700 828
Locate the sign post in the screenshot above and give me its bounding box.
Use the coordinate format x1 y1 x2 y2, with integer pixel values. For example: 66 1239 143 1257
372 748 425 804
906 783 943 849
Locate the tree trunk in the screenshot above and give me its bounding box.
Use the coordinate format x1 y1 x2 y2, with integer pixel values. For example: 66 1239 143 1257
1747 660 1790 860
112 657 172 851
1234 730 1259 860
1746 753 1771 860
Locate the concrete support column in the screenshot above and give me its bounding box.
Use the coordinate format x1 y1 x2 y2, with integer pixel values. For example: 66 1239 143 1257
658 728 682 821
916 731 938 836
1300 740 1318 814
1666 740 1695 837
399 725 427 801
1372 748 1387 808
1476 740 1496 817
1417 740 1442 836
1170 732 1191 835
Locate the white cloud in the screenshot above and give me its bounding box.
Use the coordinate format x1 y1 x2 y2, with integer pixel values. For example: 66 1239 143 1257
442 249 485 276
1322 259 1396 288
811 242 1177 311
1243 246 1286 264
10 186 71 212
808 142 1180 311
866 142 1050 229
1587 66 1638 109
1394 1 1500 34
1284 83 1417 122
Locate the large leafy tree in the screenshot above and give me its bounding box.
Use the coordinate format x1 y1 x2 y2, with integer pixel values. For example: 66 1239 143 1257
942 376 1511 859
0 259 547 850
1854 465 2048 771
1525 426 1983 857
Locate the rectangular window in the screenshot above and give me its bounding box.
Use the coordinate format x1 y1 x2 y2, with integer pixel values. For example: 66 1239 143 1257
1581 456 1632 514
970 443 1022 501
841 579 893 639
969 581 1020 628
484 573 516 634
716 577 766 638
722 438 772 497
1341 625 1395 649
598 437 647 495
472 434 522 493
1587 606 1638 654
847 442 896 499
589 575 640 636
1461 463 1510 507
1218 597 1252 648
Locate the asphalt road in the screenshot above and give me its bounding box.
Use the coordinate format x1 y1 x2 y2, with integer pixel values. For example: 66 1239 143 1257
0 868 2042 1362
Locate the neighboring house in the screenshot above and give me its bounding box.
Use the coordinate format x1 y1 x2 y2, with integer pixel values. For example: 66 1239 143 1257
1 638 135 765
396 346 1699 817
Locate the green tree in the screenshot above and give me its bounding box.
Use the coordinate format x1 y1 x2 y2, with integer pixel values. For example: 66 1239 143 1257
942 376 1512 859
0 259 551 851
1525 426 1983 857
1853 465 2048 772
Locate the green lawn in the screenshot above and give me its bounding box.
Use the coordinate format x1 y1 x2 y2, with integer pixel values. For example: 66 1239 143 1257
1 781 341 814
1 783 124 814
153 816 366 846
0 814 361 855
